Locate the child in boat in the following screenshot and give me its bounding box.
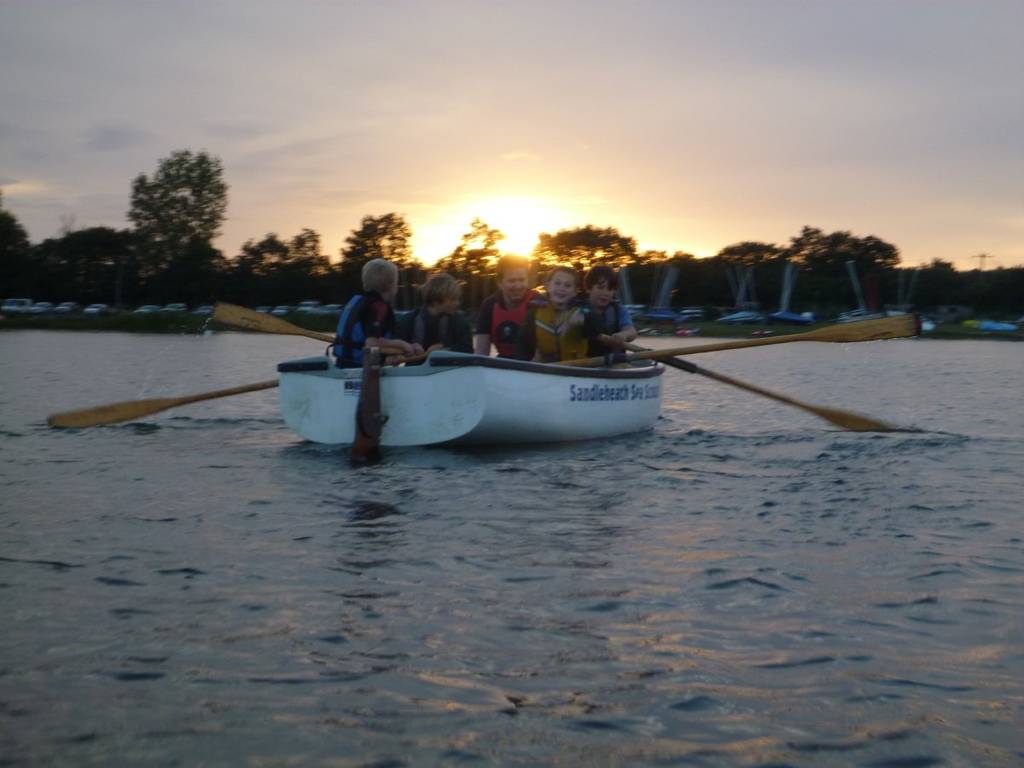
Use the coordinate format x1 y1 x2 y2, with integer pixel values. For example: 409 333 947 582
517 265 588 362
334 258 422 368
474 254 536 357
580 265 638 356
397 273 473 358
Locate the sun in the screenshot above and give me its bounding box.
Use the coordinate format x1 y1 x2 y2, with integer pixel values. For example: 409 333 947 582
414 195 576 266
468 196 572 254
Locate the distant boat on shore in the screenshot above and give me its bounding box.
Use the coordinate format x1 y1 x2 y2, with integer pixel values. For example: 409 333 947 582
768 263 815 325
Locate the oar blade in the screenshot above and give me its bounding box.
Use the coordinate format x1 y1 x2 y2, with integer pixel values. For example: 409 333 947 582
47 380 280 429
213 302 334 343
213 301 286 332
628 336 903 433
48 397 182 428
810 314 919 343
808 405 899 432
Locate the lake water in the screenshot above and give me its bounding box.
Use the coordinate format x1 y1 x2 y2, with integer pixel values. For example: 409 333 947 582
1 330 1022 767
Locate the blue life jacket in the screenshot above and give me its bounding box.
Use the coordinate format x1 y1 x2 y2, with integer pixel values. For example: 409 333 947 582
334 292 393 368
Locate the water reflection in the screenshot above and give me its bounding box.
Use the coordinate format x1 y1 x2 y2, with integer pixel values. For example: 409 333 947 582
1 332 1022 766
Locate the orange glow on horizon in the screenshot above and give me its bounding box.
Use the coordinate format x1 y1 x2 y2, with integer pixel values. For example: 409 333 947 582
412 195 580 266
314 197 719 267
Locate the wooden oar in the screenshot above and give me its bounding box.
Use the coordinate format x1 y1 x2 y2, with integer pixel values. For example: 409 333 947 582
213 302 335 343
47 380 279 428
561 314 919 366
212 301 422 359
351 348 385 464
612 338 896 432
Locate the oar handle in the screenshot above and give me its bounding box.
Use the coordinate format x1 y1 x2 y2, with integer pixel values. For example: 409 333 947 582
610 337 699 373
174 379 280 406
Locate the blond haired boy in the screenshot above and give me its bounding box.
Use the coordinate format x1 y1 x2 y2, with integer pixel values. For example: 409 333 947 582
334 258 422 368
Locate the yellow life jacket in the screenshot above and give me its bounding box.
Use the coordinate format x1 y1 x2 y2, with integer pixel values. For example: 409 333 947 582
533 303 588 362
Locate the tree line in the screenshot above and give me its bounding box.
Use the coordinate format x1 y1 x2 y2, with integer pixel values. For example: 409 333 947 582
2 150 1021 316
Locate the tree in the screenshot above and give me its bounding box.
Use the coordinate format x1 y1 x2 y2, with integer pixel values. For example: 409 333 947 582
716 241 783 268
436 217 505 277
532 225 637 272
782 226 900 275
30 227 135 304
154 239 228 305
228 234 290 305
287 228 330 275
635 249 670 265
336 213 416 295
0 191 33 296
339 213 414 268
275 229 331 301
128 150 228 281
667 252 733 308
710 242 785 309
914 259 963 307
779 226 900 313
236 233 289 279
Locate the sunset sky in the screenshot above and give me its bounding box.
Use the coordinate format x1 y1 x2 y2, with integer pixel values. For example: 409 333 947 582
2 1 1021 269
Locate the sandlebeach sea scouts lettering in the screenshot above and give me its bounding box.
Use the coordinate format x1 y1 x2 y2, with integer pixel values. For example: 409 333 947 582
569 382 660 402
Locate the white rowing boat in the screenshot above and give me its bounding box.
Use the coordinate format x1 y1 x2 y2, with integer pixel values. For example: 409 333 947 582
277 352 664 446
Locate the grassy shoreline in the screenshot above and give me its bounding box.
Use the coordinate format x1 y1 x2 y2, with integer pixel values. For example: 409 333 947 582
2 312 1021 341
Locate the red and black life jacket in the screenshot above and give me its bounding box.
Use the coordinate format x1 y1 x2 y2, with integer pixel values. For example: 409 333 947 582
488 289 535 357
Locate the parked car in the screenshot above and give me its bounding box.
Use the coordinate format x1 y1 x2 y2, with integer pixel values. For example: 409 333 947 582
192 305 214 315
29 301 55 314
296 300 321 313
134 304 161 314
255 306 272 314
320 303 343 315
55 301 81 314
161 303 188 312
675 306 705 322
1 298 34 314
271 305 292 316
83 303 110 316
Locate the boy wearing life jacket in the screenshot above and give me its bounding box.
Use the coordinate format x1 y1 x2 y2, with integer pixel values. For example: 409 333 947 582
397 273 473 358
474 255 535 357
580 265 638 356
517 265 589 362
334 258 422 368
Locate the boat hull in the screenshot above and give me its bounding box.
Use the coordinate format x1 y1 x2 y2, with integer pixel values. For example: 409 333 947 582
277 353 664 446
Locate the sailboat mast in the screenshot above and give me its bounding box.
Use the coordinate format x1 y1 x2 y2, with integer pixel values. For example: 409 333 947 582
845 260 867 312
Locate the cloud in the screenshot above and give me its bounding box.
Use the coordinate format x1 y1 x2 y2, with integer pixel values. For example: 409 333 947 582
1 179 53 198
84 123 154 152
